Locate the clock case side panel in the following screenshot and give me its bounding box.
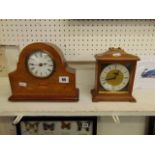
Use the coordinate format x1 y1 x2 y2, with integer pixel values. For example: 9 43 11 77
91 60 138 102
93 60 100 92
8 42 79 102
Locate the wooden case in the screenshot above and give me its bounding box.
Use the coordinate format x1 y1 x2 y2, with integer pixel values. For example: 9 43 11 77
9 42 79 102
91 47 140 102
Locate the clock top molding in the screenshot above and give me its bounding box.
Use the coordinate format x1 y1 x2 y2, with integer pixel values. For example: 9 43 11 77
95 47 140 61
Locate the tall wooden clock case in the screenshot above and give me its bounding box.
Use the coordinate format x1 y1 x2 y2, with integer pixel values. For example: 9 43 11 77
91 47 140 102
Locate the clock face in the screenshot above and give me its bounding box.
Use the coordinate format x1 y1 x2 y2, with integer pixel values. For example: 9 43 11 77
100 64 130 91
27 51 54 78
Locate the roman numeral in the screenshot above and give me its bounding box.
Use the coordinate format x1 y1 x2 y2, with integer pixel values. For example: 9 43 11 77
40 52 43 57
30 67 35 70
35 70 38 74
47 69 52 72
35 53 38 57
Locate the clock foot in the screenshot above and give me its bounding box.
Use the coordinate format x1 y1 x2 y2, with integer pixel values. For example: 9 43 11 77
91 89 136 102
9 89 79 102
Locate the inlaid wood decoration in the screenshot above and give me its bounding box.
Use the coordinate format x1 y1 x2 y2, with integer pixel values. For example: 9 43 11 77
9 42 79 101
91 48 140 102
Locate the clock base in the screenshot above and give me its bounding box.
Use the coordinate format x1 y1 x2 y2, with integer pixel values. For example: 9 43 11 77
9 88 79 102
91 89 136 102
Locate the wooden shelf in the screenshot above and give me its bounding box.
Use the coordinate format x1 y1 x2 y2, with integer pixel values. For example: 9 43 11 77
0 69 155 117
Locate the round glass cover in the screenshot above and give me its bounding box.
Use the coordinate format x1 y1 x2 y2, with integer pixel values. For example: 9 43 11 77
27 51 54 78
100 64 130 91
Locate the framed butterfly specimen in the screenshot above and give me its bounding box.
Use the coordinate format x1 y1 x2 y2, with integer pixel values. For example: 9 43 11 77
16 116 97 135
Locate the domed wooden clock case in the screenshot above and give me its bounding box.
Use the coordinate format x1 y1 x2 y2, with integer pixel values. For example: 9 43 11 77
9 42 79 102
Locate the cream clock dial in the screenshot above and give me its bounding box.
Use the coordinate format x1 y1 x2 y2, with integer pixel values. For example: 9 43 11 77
27 51 54 78
100 64 130 91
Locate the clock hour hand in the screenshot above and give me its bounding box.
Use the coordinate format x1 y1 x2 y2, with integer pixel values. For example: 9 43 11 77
43 63 52 66
29 63 38 66
113 70 119 76
105 76 116 80
106 72 119 80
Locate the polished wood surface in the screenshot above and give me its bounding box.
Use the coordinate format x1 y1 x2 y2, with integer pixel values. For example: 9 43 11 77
95 47 140 61
9 42 79 102
92 47 140 102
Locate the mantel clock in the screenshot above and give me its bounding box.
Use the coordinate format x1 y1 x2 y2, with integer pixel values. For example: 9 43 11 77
9 42 79 101
91 47 140 102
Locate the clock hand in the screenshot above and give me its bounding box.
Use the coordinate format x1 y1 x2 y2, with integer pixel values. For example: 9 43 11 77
105 71 120 81
43 63 50 66
113 71 119 76
29 63 38 66
42 63 53 66
106 72 119 80
105 76 117 80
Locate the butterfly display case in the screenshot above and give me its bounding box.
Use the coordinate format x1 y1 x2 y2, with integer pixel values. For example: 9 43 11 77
16 116 97 135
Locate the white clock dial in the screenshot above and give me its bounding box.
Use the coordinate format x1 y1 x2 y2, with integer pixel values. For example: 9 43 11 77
27 51 54 78
100 64 130 91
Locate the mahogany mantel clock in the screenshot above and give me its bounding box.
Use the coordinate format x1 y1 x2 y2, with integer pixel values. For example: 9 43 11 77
9 42 79 101
91 47 140 102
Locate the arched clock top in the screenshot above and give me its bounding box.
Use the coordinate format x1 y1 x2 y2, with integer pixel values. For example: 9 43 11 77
17 42 69 70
